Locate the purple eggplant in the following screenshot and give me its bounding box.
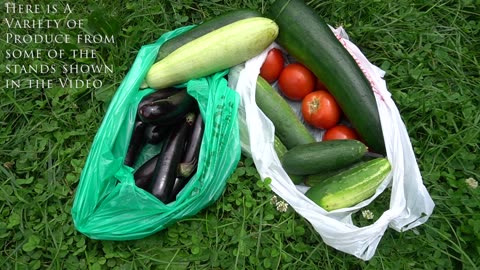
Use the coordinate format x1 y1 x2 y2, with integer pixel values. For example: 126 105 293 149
124 119 147 167
144 124 170 145
150 112 196 203
138 87 178 109
138 88 194 125
134 153 160 190
168 114 204 202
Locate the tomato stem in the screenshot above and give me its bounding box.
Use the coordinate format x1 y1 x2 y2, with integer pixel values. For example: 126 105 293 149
309 98 320 114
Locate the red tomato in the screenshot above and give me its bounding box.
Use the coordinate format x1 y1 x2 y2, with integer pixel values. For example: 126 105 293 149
323 125 359 141
301 90 341 129
260 48 284 83
278 63 315 100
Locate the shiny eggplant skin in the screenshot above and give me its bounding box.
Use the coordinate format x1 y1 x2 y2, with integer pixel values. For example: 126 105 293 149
181 114 204 167
137 89 195 125
124 119 147 167
144 124 170 145
168 114 204 202
150 113 195 203
138 87 178 109
134 153 160 190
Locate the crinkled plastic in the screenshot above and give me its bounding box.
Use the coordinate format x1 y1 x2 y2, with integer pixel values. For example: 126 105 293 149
229 27 435 260
72 26 241 240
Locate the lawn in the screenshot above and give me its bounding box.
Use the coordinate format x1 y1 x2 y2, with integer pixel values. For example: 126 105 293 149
1 0 479 269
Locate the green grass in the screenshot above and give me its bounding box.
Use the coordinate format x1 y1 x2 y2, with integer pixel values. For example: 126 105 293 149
1 0 479 269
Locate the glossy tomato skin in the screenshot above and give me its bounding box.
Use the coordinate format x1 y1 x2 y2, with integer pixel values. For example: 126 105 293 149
278 63 315 100
260 48 284 83
323 125 359 141
301 90 341 129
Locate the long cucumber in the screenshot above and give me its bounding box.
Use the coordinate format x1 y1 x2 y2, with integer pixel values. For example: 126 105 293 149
145 17 278 89
267 0 386 155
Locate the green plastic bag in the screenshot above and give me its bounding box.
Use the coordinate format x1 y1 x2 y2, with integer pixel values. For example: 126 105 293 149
72 26 241 240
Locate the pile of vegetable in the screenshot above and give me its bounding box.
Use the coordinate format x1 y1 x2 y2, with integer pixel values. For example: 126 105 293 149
124 0 391 210
123 87 203 203
123 10 279 204
254 0 392 211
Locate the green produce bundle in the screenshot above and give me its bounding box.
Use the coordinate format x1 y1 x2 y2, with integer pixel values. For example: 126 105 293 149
71 26 241 240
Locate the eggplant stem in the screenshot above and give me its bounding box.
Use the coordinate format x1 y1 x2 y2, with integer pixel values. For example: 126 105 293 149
178 158 198 178
185 112 196 125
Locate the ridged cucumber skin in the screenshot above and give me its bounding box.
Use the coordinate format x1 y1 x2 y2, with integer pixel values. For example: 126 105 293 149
146 17 279 89
305 158 391 211
273 135 288 157
256 76 315 149
304 153 382 187
157 9 262 61
304 162 363 187
267 0 386 155
273 136 304 184
281 140 367 175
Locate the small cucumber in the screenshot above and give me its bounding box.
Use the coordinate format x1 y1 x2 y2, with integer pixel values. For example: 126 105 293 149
304 152 384 187
157 9 262 60
256 76 315 149
305 158 391 211
304 163 361 187
273 135 288 157
273 136 304 184
281 139 367 175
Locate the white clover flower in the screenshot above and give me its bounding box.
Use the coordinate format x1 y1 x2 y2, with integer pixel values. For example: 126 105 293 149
362 209 374 220
270 195 278 205
3 161 15 169
465 177 478 189
276 200 289 213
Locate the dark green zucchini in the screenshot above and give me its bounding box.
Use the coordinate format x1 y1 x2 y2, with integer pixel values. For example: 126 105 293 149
268 0 386 155
150 113 195 203
157 9 262 60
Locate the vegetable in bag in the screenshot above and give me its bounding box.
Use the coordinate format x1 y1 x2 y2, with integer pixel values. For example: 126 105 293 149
72 25 241 241
229 3 434 258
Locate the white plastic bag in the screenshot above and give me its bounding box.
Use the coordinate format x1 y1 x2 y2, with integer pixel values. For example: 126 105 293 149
228 27 435 261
